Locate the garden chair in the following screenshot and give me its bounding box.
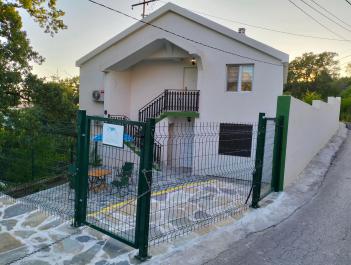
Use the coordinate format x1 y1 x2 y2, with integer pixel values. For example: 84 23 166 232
111 162 134 188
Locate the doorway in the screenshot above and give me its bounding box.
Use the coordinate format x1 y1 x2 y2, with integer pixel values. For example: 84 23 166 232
183 67 197 91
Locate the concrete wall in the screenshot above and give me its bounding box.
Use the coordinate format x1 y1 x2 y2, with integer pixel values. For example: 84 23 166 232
282 96 341 188
79 11 286 122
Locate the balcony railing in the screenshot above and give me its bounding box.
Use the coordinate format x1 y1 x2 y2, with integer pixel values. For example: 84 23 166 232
138 89 200 122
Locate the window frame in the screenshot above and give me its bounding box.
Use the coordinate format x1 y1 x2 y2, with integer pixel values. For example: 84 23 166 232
226 64 254 92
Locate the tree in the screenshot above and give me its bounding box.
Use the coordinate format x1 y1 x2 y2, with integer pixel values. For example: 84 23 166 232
0 0 66 114
24 75 79 123
285 52 341 100
0 76 79 185
287 52 339 84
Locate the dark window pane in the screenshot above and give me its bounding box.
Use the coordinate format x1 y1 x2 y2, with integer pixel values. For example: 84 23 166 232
218 123 253 157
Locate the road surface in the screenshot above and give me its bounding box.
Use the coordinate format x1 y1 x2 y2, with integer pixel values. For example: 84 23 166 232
204 132 351 265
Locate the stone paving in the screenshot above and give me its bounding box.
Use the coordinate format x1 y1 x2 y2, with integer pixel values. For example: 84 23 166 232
86 177 252 245
0 196 135 265
0 175 251 264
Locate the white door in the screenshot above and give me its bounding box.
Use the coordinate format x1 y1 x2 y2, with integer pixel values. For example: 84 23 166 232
183 67 197 90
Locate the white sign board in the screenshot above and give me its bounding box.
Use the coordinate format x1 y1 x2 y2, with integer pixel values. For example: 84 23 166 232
102 123 124 148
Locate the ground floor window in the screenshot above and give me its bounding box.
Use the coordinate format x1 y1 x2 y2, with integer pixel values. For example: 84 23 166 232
218 123 253 157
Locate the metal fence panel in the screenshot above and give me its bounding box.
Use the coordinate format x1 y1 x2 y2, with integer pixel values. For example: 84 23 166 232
148 120 258 245
0 121 77 220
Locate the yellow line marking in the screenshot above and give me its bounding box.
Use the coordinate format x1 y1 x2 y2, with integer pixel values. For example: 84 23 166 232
89 179 218 217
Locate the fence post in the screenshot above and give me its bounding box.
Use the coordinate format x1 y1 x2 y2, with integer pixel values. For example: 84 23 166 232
135 118 155 261
74 110 89 227
272 116 284 192
251 112 267 208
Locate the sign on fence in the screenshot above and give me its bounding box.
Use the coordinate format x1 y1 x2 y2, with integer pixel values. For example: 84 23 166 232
102 123 124 148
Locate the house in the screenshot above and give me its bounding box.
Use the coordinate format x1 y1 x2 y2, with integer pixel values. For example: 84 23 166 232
76 2 289 174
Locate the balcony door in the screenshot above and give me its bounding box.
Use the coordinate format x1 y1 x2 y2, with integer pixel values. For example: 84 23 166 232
183 67 197 91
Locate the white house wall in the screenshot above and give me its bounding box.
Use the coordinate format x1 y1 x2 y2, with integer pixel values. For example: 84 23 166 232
79 11 285 122
284 97 341 188
79 65 104 116
129 61 190 120
104 71 131 117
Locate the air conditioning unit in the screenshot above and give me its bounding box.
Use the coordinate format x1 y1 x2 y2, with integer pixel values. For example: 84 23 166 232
92 90 104 102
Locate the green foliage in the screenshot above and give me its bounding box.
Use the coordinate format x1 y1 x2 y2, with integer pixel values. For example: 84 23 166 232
285 51 351 122
0 1 76 187
340 86 351 98
341 97 351 122
287 52 339 84
0 77 78 184
302 91 322 105
0 0 66 114
25 75 79 123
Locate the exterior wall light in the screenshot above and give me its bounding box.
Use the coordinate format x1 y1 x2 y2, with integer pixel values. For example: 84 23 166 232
191 57 197 66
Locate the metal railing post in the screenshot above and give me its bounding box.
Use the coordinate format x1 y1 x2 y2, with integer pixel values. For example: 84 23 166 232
164 89 168 112
251 112 267 208
74 110 89 227
135 118 155 261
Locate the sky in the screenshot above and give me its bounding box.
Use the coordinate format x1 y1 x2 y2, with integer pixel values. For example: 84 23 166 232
20 0 351 78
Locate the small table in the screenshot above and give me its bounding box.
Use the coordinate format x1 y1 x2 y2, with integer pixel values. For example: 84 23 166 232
88 169 112 192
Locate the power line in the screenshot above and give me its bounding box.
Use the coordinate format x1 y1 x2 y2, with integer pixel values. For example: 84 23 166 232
189 9 350 42
157 0 351 42
309 0 351 29
299 0 351 33
287 0 346 40
87 0 283 66
345 0 351 7
339 54 351 61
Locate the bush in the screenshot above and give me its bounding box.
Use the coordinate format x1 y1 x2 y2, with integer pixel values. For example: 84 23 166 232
341 97 351 122
302 91 322 105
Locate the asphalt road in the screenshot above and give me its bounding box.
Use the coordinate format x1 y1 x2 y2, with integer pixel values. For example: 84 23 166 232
204 132 351 265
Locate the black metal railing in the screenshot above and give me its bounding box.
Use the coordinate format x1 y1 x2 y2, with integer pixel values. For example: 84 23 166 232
109 115 162 165
107 114 129 120
138 89 200 122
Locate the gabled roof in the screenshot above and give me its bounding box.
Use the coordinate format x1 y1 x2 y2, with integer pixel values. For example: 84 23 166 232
76 2 289 67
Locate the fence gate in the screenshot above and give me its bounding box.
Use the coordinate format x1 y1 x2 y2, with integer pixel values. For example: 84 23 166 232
74 111 155 260
251 113 284 208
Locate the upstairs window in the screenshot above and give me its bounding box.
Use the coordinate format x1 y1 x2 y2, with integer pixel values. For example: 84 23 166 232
227 64 254 92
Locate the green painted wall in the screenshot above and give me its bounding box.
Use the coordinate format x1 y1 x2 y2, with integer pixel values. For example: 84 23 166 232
275 95 291 191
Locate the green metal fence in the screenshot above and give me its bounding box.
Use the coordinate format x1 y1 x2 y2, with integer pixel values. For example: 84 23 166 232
0 120 77 219
0 110 283 260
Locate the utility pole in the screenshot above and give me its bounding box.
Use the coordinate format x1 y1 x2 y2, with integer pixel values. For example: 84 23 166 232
131 0 158 18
